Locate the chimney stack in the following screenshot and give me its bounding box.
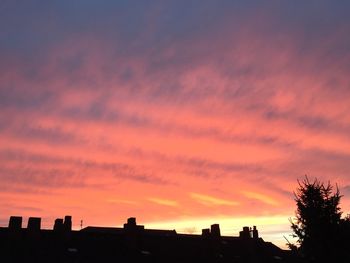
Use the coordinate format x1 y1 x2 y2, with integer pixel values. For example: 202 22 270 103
252 226 259 239
239 226 251 238
64 216 72 231
210 224 221 237
202 228 210 237
54 218 64 231
27 217 41 231
9 216 22 230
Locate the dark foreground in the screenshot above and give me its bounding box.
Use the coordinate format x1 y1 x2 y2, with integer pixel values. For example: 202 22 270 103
0 215 297 263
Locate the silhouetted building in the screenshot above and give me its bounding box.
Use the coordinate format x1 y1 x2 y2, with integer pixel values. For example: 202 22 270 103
0 215 295 263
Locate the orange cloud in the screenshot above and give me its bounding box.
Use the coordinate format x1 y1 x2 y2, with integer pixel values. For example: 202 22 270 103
190 193 239 206
147 197 179 207
242 191 279 206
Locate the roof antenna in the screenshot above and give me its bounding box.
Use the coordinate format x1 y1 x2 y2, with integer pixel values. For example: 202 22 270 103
80 219 83 230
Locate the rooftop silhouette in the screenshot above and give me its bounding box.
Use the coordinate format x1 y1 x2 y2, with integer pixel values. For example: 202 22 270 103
0 215 296 262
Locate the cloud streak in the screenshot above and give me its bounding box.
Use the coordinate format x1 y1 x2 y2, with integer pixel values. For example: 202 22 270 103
191 193 239 207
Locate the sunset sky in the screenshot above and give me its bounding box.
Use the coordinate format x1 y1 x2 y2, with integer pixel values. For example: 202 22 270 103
1 1 350 248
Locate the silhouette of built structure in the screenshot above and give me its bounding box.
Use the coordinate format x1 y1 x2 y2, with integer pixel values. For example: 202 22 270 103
0 215 295 262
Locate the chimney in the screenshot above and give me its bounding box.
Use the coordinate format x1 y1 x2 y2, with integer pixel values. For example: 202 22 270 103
202 228 210 237
128 217 136 226
210 224 221 237
27 217 41 231
252 226 259 239
239 226 251 239
64 216 72 231
124 217 144 231
124 217 136 229
9 216 22 230
54 218 64 231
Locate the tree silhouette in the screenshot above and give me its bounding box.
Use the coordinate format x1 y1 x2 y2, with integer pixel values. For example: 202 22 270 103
290 176 350 262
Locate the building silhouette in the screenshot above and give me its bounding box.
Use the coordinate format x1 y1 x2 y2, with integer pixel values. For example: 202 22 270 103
0 215 296 262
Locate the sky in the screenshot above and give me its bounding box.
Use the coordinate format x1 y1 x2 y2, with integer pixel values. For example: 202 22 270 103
1 0 350 248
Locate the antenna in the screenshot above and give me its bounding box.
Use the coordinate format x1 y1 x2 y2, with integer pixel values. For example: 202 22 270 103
80 219 83 230
283 235 293 247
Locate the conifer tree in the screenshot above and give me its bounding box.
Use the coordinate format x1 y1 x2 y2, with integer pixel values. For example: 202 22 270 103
290 177 342 262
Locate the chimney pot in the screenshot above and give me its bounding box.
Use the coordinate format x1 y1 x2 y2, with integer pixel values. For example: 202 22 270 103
9 216 22 230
